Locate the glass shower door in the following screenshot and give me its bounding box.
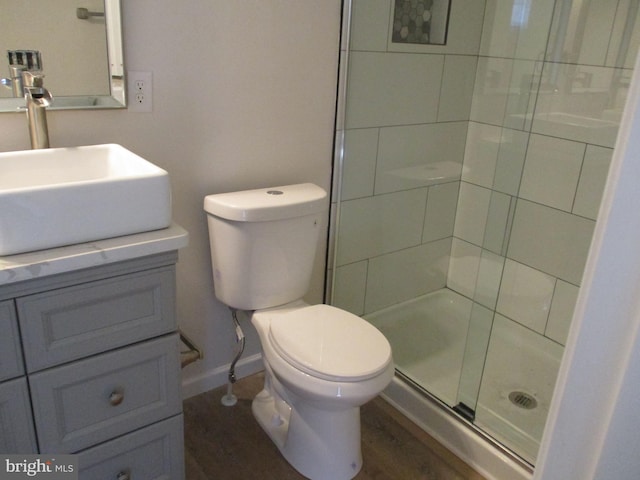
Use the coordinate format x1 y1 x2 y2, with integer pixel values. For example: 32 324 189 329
331 0 640 466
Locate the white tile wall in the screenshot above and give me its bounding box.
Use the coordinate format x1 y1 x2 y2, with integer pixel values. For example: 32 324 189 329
345 51 443 128
453 1 635 345
606 1 640 68
365 238 450 313
470 57 513 126
423 182 459 242
336 188 428 265
375 123 466 194
480 0 556 60
573 146 614 219
335 1 482 313
333 261 368 315
574 2 618 66
519 134 586 211
492 128 529 195
474 249 505 309
454 182 491 246
546 280 580 345
350 0 392 52
548 0 640 69
330 3 640 466
503 60 542 131
483 190 512 254
448 239 482 299
533 64 625 148
433 0 486 54
508 200 595 285
341 128 379 200
336 0 626 359
470 58 538 128
463 122 502 188
497 259 555 334
439 55 478 122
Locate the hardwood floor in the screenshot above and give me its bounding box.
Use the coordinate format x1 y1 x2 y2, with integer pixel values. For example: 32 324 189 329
183 372 486 480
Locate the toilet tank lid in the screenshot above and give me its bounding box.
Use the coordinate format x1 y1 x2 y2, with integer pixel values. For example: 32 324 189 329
204 183 327 222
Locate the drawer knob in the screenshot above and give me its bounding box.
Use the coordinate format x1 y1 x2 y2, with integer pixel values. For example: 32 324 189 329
116 471 130 480
109 389 125 406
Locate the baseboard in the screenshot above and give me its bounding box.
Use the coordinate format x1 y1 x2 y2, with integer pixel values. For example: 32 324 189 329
181 352 264 399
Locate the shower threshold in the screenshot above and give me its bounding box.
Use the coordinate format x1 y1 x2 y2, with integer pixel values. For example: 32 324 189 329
384 370 534 480
365 288 537 478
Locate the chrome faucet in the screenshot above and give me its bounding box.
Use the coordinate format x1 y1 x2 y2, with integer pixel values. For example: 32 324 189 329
23 71 52 149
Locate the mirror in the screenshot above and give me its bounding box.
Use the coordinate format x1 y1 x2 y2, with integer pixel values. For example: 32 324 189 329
0 0 125 112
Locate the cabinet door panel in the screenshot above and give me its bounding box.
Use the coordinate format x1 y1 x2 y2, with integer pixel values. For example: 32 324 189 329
0 300 23 381
0 377 38 454
18 266 176 372
30 334 181 453
77 414 184 480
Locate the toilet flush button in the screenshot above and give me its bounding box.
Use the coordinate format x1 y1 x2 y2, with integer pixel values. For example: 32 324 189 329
266 190 284 195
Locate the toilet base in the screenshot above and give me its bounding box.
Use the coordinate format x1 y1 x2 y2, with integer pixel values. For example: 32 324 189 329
252 386 363 480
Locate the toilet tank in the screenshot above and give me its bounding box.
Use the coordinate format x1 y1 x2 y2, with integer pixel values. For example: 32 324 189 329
203 183 327 310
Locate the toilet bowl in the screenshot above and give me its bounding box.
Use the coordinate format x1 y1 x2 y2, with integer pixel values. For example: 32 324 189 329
203 184 394 480
251 302 394 480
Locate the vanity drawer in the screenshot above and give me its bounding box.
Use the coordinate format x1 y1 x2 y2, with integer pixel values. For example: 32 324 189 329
29 333 182 453
0 377 38 454
18 266 176 372
77 414 184 480
0 300 24 381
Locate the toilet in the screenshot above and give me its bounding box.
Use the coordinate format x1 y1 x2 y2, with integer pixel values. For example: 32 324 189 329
203 183 394 480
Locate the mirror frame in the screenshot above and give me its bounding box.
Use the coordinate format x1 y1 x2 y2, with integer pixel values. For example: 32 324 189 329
0 0 125 113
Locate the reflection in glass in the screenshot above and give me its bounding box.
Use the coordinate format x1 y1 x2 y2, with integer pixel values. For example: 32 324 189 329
0 0 124 111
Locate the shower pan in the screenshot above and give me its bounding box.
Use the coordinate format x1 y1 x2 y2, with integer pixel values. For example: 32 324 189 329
328 0 640 475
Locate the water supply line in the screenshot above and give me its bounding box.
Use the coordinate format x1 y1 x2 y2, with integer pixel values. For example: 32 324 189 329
221 307 246 406
179 330 203 368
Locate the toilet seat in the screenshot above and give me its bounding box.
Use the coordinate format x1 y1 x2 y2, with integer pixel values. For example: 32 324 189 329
267 304 392 382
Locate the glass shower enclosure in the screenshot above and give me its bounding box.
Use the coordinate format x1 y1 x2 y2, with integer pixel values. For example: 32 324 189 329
328 0 640 465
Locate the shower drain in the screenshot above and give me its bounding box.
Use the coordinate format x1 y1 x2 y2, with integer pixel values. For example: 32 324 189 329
509 391 538 410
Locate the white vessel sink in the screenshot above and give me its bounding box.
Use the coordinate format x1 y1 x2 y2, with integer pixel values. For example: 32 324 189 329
0 144 171 256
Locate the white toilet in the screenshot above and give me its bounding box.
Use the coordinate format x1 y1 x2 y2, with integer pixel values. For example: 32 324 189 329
204 183 394 480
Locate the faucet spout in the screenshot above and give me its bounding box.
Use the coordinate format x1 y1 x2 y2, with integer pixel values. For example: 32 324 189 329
23 72 52 149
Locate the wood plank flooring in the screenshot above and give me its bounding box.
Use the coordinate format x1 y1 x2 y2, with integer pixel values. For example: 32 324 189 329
183 372 486 480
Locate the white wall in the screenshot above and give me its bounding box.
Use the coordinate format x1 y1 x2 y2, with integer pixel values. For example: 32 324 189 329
0 0 342 397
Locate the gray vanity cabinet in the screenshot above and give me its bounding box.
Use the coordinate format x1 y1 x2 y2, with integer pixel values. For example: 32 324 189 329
0 300 38 453
0 378 38 453
0 252 185 479
0 301 24 381
17 266 177 372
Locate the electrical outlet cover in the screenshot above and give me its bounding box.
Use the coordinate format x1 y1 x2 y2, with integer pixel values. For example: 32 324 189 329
127 71 153 112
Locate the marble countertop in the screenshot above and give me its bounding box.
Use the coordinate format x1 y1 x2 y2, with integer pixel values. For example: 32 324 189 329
0 223 189 286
